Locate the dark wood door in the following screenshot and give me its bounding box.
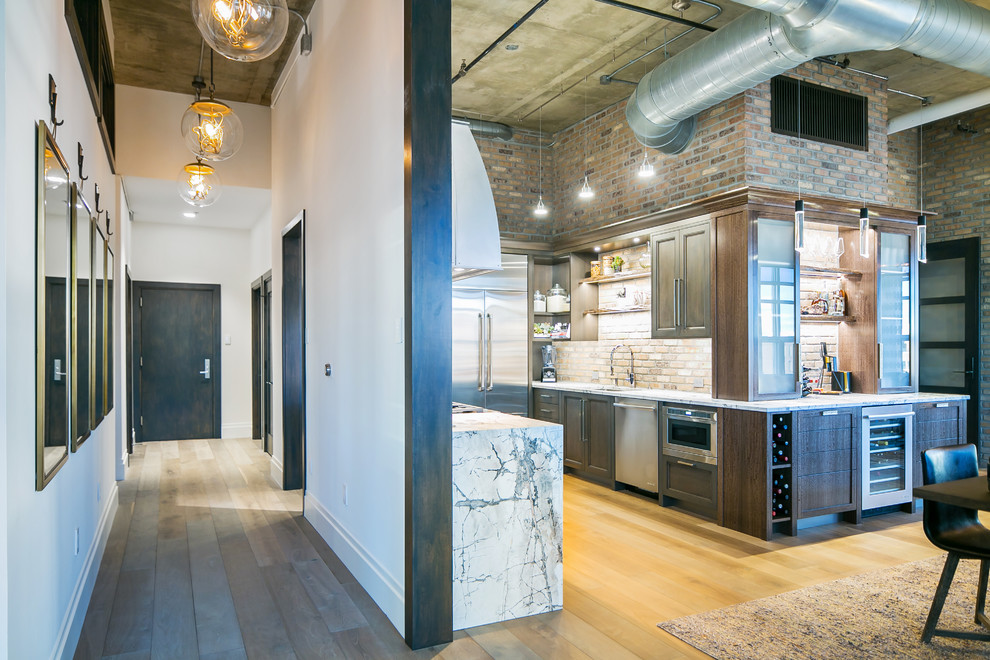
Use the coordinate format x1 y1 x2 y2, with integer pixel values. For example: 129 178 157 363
135 282 221 441
263 277 273 454
282 218 305 490
562 393 585 470
919 238 979 443
795 408 859 520
680 221 712 337
651 228 679 338
584 395 614 483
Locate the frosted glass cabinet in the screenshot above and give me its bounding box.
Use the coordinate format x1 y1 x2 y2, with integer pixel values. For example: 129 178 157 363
876 229 917 392
755 217 800 397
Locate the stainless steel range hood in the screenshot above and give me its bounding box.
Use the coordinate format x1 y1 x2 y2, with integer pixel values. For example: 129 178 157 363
452 121 502 279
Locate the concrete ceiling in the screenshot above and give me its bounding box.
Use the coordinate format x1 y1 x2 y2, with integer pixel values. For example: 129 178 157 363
124 176 271 231
108 0 316 106
451 0 990 133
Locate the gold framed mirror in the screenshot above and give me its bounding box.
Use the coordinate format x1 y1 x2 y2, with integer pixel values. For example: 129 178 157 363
72 187 93 450
36 121 71 490
92 222 106 427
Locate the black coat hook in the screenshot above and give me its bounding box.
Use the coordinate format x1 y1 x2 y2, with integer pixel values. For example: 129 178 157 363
94 183 103 215
105 211 113 237
49 75 65 136
77 143 88 189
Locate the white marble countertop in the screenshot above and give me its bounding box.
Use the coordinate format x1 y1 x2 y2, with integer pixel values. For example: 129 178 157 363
452 411 561 433
532 381 967 412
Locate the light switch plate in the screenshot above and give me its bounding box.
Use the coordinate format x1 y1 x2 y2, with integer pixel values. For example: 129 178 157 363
224 335 231 345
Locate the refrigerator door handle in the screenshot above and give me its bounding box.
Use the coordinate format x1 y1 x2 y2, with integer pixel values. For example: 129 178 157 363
477 313 484 391
486 313 494 390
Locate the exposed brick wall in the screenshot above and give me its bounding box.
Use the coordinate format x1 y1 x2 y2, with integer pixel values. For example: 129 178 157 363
888 128 919 210
919 106 990 457
475 129 554 242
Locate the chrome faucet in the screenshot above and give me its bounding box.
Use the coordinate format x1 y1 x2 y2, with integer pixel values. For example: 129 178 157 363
609 344 635 388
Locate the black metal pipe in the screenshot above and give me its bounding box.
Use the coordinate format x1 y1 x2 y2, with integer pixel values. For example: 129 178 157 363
451 0 550 84
593 0 717 33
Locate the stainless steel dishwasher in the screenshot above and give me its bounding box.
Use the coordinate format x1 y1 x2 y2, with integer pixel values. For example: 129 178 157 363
614 398 659 493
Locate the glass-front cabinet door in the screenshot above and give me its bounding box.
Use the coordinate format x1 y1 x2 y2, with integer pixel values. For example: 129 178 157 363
755 217 799 397
877 230 916 391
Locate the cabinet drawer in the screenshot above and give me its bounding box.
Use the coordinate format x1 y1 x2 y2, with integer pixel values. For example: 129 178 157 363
797 429 854 454
534 405 559 423
797 409 856 433
535 390 560 405
798 449 855 477
661 454 716 519
798 471 856 518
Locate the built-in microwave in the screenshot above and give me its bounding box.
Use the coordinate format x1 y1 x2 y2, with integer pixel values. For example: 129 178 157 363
662 405 718 465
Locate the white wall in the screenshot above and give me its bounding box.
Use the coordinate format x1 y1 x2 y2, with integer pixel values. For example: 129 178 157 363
116 85 272 189
129 221 255 439
0 0 9 650
249 211 272 280
270 0 407 635
3 2 121 658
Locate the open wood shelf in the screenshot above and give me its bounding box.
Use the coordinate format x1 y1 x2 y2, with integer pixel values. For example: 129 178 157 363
800 265 862 279
800 314 857 323
534 311 569 317
584 306 651 315
579 271 651 285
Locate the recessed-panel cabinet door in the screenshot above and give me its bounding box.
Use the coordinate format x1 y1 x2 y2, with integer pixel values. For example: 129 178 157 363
562 393 586 470
651 229 679 338
584 395 614 483
680 222 711 337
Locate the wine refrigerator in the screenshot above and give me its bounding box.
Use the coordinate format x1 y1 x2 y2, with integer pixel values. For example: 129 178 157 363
861 404 914 510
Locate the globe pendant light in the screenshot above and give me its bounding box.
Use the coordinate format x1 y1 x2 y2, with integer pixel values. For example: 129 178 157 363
181 60 243 161
192 0 289 62
178 159 222 207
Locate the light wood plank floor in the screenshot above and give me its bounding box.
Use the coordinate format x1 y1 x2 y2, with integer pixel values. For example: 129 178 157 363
75 438 943 659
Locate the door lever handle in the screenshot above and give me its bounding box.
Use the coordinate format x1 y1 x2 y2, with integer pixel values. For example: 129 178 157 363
200 358 211 380
54 358 66 382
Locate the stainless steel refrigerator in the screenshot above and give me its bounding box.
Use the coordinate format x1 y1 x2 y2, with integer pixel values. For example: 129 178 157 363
452 254 529 415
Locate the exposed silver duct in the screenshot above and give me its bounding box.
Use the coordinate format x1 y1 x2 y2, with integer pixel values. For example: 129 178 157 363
453 116 515 141
627 0 990 153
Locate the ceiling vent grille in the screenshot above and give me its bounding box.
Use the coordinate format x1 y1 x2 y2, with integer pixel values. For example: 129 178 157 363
771 76 868 151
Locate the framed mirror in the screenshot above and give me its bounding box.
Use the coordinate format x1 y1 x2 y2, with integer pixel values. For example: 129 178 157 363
106 246 114 415
36 122 71 490
72 188 93 450
92 222 106 427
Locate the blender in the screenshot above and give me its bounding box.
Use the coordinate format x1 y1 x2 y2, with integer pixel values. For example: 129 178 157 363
541 344 557 383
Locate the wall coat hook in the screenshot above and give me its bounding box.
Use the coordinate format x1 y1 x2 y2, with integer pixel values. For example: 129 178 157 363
49 75 65 137
105 212 113 237
77 143 88 191
94 183 103 216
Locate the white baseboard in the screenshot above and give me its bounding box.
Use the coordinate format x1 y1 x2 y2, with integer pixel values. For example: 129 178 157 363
269 455 284 488
54 481 120 660
304 494 405 637
222 423 252 439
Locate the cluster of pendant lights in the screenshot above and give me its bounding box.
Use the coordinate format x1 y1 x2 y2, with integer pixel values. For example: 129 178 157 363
177 0 294 207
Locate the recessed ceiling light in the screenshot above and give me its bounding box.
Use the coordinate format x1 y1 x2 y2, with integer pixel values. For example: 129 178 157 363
183 211 198 218
633 237 641 244
593 246 601 252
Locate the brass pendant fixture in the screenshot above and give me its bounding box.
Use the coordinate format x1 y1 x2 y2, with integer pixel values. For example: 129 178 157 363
178 159 222 208
192 0 290 62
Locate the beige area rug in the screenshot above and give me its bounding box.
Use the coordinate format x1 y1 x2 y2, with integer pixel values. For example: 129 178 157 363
659 555 990 659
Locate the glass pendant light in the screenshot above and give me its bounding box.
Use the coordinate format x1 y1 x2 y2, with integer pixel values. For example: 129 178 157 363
534 104 549 217
578 76 594 201
859 207 870 258
916 105 928 263
637 152 655 178
917 215 927 263
794 199 805 252
177 159 222 207
579 175 594 199
181 55 243 161
192 0 289 62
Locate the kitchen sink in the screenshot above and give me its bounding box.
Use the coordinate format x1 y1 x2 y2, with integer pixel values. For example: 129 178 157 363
593 385 636 393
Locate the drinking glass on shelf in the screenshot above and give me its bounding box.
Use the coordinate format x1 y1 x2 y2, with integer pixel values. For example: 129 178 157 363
834 237 845 259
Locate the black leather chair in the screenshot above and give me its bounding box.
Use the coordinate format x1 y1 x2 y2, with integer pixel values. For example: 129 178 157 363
920 443 990 643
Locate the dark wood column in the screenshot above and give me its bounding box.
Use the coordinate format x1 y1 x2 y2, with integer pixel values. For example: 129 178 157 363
403 0 453 650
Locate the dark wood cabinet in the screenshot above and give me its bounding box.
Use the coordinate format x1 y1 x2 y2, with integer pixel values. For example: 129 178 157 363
912 400 966 489
661 454 717 519
532 389 560 423
795 408 860 522
562 392 614 486
651 219 711 339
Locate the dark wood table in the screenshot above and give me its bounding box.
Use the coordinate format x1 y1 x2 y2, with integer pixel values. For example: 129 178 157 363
913 474 990 642
914 476 990 510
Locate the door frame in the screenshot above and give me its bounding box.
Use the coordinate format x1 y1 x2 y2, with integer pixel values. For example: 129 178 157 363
132 280 222 442
251 269 273 451
919 236 981 443
281 212 305 490
125 266 133 454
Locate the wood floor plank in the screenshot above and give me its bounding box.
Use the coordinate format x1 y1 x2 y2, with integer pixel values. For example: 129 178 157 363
213 506 298 660
151 536 199 660
120 489 159 572
188 517 245 657
103 569 156 656
292 557 368 633
229 488 288 567
296 517 358 586
260 562 346 659
467 623 543 660
200 648 250 660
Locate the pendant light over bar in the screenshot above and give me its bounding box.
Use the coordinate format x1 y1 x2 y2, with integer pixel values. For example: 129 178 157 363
859 207 870 258
794 200 805 252
637 152 655 178
916 99 928 263
578 76 594 200
917 215 927 262
534 104 549 217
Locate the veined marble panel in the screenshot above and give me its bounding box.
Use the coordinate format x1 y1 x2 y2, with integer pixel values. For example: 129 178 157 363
452 415 563 631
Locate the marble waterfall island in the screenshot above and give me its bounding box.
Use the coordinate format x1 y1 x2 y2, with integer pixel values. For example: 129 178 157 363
451 411 563 630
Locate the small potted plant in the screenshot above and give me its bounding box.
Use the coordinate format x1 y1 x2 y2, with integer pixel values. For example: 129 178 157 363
611 255 624 273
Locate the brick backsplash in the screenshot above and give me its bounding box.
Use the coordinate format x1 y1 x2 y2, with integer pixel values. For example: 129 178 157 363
552 337 712 393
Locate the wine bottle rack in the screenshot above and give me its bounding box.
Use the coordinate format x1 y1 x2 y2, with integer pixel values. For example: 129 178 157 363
771 470 792 520
771 413 792 465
